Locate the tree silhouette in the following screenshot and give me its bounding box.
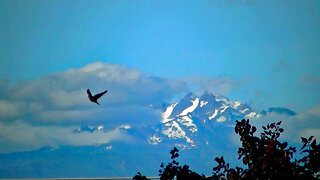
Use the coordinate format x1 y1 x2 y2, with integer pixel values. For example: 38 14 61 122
133 172 149 180
133 119 320 180
158 147 205 180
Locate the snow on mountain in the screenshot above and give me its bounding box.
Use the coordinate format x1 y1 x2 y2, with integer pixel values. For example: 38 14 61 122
73 124 130 133
73 92 295 151
97 125 104 131
73 125 105 133
119 125 131 130
105 145 113 150
179 98 199 116
149 92 262 148
162 102 178 123
148 134 162 145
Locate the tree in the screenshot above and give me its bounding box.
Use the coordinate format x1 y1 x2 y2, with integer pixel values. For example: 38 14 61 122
133 119 320 180
133 172 149 180
158 147 205 180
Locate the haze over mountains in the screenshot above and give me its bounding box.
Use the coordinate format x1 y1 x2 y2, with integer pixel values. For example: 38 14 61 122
0 91 297 178
73 91 296 150
76 91 295 149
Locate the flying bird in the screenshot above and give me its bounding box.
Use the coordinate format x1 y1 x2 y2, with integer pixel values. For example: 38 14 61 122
87 89 108 105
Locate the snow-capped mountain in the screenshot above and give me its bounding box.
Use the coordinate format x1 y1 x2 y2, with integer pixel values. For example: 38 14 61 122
3 91 297 178
73 124 130 133
72 91 295 150
73 125 105 133
148 92 262 148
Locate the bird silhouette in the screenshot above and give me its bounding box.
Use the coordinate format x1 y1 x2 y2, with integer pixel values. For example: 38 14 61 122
87 89 108 105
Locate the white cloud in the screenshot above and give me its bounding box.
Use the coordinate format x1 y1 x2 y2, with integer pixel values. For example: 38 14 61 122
0 62 185 152
1 62 185 124
48 89 88 108
0 120 128 153
284 104 320 141
0 100 20 119
35 109 99 123
181 76 240 96
250 103 320 143
0 62 252 153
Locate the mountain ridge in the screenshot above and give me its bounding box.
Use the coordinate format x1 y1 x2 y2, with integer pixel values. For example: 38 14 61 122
147 92 296 149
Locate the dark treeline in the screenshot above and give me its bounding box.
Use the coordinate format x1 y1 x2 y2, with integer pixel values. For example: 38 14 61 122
133 119 320 180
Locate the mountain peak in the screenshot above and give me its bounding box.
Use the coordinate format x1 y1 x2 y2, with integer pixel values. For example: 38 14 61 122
183 92 197 99
150 92 262 148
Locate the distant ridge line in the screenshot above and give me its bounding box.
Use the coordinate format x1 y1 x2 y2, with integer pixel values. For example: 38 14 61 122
1 177 160 180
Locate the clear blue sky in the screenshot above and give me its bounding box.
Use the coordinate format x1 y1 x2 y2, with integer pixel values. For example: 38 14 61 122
1 0 319 110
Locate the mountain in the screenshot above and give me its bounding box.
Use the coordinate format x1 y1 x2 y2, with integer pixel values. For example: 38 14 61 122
261 107 296 116
73 125 105 133
0 91 297 178
148 92 262 149
73 92 296 150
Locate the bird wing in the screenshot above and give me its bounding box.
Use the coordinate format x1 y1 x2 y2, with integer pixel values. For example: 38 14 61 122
87 89 92 96
93 90 108 100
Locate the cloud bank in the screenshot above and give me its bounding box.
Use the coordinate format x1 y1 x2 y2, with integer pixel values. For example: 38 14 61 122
1 62 237 152
0 121 128 153
0 61 319 153
0 62 188 152
250 103 320 144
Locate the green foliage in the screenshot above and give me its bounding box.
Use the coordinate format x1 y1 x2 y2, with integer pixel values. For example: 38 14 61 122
133 119 320 180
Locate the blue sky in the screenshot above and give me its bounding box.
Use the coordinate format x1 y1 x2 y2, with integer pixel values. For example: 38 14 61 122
1 0 319 112
0 0 320 170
